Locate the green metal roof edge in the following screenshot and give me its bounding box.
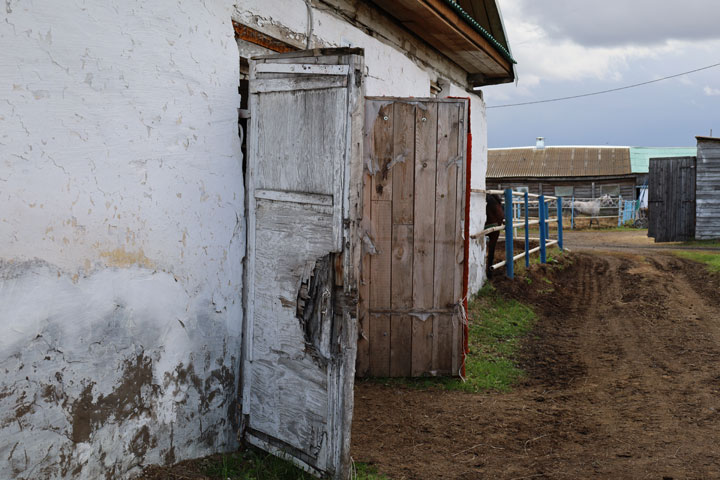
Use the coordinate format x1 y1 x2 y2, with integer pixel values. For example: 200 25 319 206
442 0 517 64
629 147 698 173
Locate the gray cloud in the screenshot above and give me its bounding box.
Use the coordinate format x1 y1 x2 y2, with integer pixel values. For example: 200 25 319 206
513 0 720 47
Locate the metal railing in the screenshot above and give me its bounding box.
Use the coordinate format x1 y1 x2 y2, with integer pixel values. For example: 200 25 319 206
471 189 564 279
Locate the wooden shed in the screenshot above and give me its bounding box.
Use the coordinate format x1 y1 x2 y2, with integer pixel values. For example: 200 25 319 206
695 136 720 240
487 143 639 200
648 156 696 242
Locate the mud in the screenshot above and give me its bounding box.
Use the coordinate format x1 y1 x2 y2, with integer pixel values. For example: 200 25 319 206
352 246 720 479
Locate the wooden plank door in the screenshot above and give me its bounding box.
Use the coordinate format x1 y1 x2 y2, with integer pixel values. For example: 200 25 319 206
648 156 696 242
357 98 468 378
243 49 364 479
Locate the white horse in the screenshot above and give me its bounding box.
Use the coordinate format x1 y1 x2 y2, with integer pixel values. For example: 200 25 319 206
573 194 613 226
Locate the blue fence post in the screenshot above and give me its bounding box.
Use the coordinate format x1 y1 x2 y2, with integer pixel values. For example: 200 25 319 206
617 196 623 227
504 189 514 279
557 197 564 251
546 201 551 247
571 195 575 230
539 194 547 264
524 192 530 268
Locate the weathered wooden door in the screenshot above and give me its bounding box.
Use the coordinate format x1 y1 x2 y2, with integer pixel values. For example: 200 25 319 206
243 49 364 479
357 98 469 378
648 156 696 242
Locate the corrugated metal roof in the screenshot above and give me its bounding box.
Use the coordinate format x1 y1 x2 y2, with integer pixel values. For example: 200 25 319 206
488 147 632 178
629 147 697 174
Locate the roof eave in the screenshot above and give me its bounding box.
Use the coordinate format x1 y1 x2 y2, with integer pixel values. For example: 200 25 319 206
370 0 515 86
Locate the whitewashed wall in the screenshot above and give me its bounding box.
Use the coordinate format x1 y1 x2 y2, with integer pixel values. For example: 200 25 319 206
0 1 244 479
235 0 489 294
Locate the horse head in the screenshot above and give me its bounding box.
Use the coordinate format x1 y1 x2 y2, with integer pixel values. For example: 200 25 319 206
600 194 613 207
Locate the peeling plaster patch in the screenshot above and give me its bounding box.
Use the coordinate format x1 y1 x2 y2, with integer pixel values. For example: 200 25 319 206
70 354 155 444
99 247 154 269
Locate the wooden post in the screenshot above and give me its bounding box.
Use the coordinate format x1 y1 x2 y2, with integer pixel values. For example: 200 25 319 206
571 195 575 230
524 192 530 268
557 197 564 251
617 196 623 227
504 189 514 279
539 194 547 264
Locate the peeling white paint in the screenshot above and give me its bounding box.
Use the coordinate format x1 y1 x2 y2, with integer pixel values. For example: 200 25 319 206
1 1 244 478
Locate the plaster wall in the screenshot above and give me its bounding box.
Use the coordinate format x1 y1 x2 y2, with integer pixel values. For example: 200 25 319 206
0 1 244 478
235 0 490 293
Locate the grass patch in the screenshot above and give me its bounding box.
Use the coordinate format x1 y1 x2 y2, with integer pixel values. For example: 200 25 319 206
370 283 535 393
464 284 536 391
672 250 720 273
201 448 312 479
192 448 389 479
677 239 720 249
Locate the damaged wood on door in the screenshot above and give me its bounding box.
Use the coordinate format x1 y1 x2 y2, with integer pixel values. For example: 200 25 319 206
358 98 469 378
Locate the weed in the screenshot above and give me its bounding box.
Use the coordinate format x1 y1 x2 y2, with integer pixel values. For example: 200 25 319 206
197 448 388 480
672 250 720 273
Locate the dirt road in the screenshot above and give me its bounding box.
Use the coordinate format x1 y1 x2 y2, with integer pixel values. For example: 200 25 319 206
351 239 720 479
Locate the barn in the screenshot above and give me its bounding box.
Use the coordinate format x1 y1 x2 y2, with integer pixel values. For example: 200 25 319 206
488 140 697 204
0 1 515 479
487 139 639 200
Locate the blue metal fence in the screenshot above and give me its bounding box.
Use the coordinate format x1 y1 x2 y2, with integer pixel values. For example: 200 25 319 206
474 188 564 280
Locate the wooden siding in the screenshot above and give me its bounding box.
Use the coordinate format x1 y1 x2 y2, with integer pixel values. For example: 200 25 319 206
648 157 696 242
487 178 636 200
359 98 468 378
696 138 720 240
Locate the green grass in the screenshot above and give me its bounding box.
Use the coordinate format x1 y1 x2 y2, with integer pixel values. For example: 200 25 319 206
672 250 720 273
677 239 720 248
370 283 536 393
199 448 389 480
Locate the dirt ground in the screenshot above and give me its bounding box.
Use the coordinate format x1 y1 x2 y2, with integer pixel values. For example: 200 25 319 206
351 230 720 479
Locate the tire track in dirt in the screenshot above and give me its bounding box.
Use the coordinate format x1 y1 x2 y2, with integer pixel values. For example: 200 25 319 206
351 251 720 479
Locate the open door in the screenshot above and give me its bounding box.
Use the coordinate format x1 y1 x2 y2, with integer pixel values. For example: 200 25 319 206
242 49 364 479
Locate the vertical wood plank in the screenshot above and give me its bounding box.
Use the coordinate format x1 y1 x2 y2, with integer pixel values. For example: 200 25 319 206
391 224 413 309
369 198 392 377
436 314 454 375
390 315 412 377
411 314 433 376
412 103 438 310
369 314 390 377
391 102 416 224
432 103 460 372
372 103 394 201
452 103 466 375
390 224 413 376
412 103 438 375
356 172 373 377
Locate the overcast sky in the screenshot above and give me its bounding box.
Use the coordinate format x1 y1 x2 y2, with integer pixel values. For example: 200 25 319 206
485 0 720 147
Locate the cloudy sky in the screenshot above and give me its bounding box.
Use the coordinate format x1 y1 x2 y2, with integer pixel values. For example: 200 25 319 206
485 0 720 147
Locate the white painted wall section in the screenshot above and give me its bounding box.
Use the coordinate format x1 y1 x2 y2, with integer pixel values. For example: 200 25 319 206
0 1 244 478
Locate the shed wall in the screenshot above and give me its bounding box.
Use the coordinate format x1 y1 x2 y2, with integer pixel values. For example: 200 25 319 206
696 139 720 240
487 178 637 200
0 2 244 478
